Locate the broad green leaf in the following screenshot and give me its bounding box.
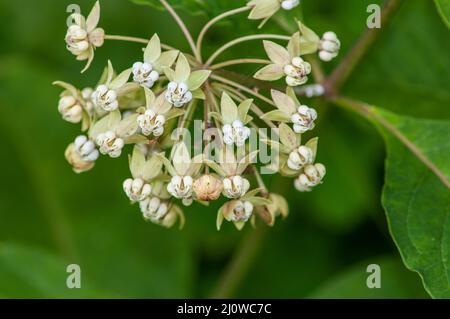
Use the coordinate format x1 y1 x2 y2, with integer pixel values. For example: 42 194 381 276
373 107 450 298
435 0 450 28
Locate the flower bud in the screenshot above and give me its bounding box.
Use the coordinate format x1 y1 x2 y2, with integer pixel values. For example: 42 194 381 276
319 31 340 62
140 197 169 222
123 178 152 202
222 120 251 147
81 87 94 112
283 57 311 87
193 175 223 201
65 6 104 68
137 110 166 137
281 0 300 10
58 95 83 123
66 25 89 56
230 200 254 222
167 175 194 199
96 131 124 158
92 85 119 112
291 105 317 133
287 146 314 170
65 135 99 173
165 82 192 108
132 62 160 88
223 175 251 199
294 163 326 192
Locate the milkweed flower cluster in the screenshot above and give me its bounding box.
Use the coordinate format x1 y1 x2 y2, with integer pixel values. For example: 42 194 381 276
55 0 340 230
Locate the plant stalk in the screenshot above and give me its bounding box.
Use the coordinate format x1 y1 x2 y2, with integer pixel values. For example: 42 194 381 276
196 6 251 63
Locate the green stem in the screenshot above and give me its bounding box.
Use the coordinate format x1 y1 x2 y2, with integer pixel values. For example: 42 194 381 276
210 58 271 70
210 226 267 298
104 34 174 51
158 0 200 61
211 74 275 107
196 6 251 63
179 100 198 130
206 34 290 67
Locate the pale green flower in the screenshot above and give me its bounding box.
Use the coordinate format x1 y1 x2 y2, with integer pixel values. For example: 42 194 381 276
65 1 105 73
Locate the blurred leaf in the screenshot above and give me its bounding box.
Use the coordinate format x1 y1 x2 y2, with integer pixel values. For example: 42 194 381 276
374 108 450 298
130 0 240 17
310 256 427 298
345 0 450 119
0 243 109 298
0 57 194 298
300 107 381 232
435 0 450 28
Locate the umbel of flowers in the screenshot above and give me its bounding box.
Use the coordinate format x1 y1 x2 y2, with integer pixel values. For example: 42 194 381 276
55 0 339 230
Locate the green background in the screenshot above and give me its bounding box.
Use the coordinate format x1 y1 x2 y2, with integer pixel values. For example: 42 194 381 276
0 0 447 298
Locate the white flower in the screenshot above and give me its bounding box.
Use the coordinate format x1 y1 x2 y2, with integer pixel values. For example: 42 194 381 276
123 178 152 202
291 105 317 133
92 84 119 112
132 62 160 88
230 200 254 222
65 135 99 173
81 87 94 112
167 175 194 199
74 135 99 162
222 120 251 147
58 95 83 123
302 84 325 98
165 82 192 108
66 24 90 56
283 57 311 86
139 197 169 222
65 1 105 72
281 0 300 10
137 110 166 137
96 130 125 158
287 146 314 170
319 32 341 62
294 163 326 192
223 176 251 199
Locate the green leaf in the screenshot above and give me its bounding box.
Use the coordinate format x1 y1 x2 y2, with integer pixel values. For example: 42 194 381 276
345 0 450 119
435 0 450 28
373 107 450 298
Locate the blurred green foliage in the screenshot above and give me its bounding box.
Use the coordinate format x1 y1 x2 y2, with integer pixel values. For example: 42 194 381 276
0 0 448 298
